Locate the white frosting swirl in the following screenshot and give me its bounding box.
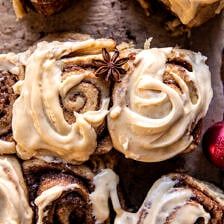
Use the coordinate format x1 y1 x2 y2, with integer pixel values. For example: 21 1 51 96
108 48 213 162
90 169 215 224
12 39 115 163
35 183 80 224
0 156 33 224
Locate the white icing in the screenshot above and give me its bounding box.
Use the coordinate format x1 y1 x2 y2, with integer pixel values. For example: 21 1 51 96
108 48 213 162
12 39 115 163
90 169 211 224
0 156 33 224
35 184 80 224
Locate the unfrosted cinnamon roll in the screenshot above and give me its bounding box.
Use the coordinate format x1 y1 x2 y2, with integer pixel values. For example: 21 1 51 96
12 0 70 19
137 0 224 31
0 156 33 224
22 154 117 224
12 38 119 163
108 48 213 162
160 0 224 27
90 169 224 224
0 53 24 155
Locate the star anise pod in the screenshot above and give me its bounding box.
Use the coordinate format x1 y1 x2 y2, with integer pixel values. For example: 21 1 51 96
93 48 129 82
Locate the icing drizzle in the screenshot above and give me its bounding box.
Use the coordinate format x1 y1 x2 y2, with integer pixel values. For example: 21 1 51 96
0 156 33 224
108 48 213 162
90 169 211 224
12 39 115 163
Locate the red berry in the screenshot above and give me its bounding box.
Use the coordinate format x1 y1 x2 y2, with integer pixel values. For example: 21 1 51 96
202 121 224 169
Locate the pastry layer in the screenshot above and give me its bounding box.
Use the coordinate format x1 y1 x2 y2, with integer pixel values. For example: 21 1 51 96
0 156 33 224
12 0 70 18
90 169 224 224
22 154 117 224
0 53 24 154
12 38 118 163
108 47 213 162
161 0 224 27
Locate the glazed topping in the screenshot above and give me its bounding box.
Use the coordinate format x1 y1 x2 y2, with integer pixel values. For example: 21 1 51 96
161 0 224 25
0 53 23 154
108 48 213 162
90 169 212 224
12 38 116 163
0 156 33 224
22 158 108 224
35 183 82 224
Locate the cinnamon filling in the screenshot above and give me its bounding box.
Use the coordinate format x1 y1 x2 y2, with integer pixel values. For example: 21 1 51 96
23 159 96 224
173 176 224 223
60 80 101 125
0 71 18 142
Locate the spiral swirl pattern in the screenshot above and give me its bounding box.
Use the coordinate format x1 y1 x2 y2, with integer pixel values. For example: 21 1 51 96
22 156 116 224
12 39 116 163
108 48 213 162
90 169 224 224
0 156 33 224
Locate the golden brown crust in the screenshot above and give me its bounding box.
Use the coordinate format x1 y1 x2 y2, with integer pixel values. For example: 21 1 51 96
160 0 224 28
108 48 211 162
13 0 71 18
29 0 70 16
22 153 119 224
0 53 24 153
164 51 202 154
168 173 224 223
23 160 95 224
0 71 19 142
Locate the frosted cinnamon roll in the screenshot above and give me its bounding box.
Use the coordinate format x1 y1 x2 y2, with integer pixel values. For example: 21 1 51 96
160 0 224 27
12 0 70 19
108 48 213 162
22 155 117 224
90 169 224 224
12 38 118 163
0 53 24 154
0 156 33 224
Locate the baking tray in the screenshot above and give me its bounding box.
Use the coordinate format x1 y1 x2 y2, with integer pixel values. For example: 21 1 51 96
0 0 224 210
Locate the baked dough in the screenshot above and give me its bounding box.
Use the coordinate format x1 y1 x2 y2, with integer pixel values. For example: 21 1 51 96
108 47 213 162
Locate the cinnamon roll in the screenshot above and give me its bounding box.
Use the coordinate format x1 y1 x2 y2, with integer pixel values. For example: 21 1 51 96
160 0 224 27
0 53 24 154
0 156 33 224
12 38 118 163
108 48 213 162
22 155 117 224
12 0 70 19
90 169 224 224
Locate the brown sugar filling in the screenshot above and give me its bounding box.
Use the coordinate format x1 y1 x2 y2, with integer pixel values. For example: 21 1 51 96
0 70 19 142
